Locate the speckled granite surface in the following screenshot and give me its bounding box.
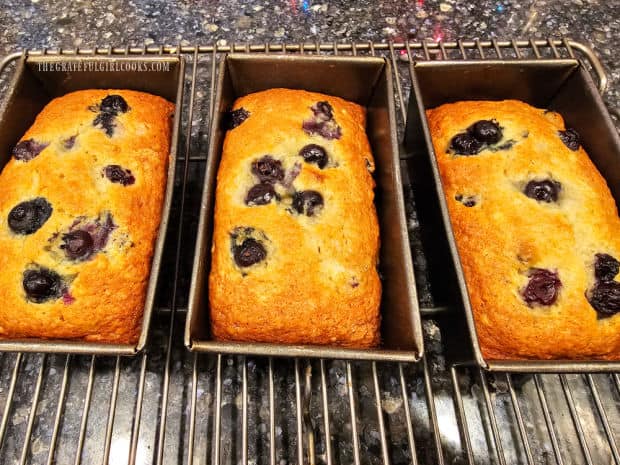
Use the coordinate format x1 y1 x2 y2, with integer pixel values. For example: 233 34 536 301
2 0 619 109
0 2 619 465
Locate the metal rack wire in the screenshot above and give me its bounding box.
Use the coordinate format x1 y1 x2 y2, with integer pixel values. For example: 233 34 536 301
0 40 618 465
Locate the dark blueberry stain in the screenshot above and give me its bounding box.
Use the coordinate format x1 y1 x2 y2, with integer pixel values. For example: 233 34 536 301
61 213 116 261
94 112 117 137
62 291 75 305
12 139 49 161
489 139 516 151
63 135 77 150
60 230 95 261
8 197 53 235
282 162 302 188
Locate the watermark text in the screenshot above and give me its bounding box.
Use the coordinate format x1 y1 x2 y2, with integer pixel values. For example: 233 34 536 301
37 61 170 72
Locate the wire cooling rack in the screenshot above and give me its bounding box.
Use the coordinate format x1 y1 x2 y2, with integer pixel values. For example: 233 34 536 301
0 39 618 465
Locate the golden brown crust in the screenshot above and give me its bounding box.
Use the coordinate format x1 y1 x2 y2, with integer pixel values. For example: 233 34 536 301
209 88 381 347
427 100 620 360
0 89 174 343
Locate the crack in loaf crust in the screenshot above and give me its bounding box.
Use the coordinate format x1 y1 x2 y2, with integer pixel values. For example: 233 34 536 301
209 88 381 347
427 100 620 360
0 89 174 343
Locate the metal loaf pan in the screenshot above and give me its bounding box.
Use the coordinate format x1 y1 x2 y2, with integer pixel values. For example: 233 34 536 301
0 54 185 355
406 59 620 372
186 54 422 361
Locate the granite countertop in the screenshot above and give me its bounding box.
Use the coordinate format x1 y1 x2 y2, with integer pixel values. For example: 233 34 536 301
1 0 619 109
0 2 618 465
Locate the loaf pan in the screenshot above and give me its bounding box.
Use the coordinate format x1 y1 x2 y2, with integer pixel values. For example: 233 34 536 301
186 54 422 361
406 59 620 372
0 54 185 355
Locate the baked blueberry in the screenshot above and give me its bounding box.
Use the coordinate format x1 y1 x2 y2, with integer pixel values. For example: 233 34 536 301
100 95 129 114
455 194 477 207
23 268 62 303
12 139 49 162
92 95 128 136
94 112 116 137
559 128 580 151
470 120 502 144
450 133 483 155
522 268 562 306
8 198 53 235
245 183 277 206
103 165 135 186
225 108 250 129
524 180 561 203
303 101 342 140
234 238 266 267
299 144 328 169
61 230 94 261
252 156 284 184
587 281 620 318
594 253 620 282
292 190 324 216
64 213 116 258
88 213 116 251
312 101 334 120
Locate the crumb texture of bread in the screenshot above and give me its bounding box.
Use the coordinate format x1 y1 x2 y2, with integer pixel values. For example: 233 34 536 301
427 100 620 360
209 88 381 347
0 89 174 344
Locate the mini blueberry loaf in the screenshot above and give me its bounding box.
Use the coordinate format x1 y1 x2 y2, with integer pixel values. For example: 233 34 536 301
0 90 174 343
427 100 620 360
209 88 381 347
